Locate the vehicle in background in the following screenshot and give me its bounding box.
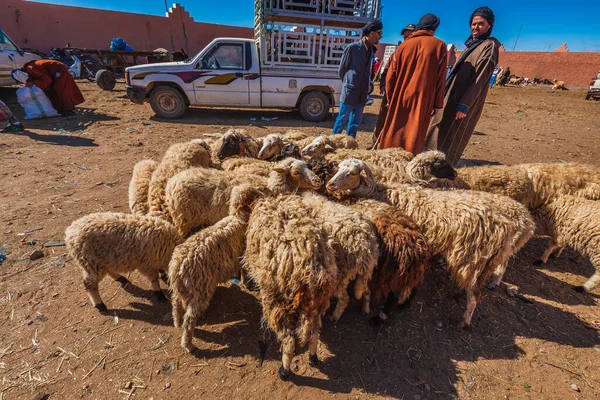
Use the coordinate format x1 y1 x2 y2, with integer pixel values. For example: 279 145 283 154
0 28 40 86
125 0 382 121
585 72 600 100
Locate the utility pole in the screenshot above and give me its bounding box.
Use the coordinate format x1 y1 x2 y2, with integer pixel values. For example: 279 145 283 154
512 24 523 51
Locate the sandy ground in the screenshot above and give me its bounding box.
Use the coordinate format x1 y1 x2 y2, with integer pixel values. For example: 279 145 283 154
0 82 599 399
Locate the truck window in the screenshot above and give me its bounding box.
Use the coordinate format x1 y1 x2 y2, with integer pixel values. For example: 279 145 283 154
0 30 19 52
200 43 245 70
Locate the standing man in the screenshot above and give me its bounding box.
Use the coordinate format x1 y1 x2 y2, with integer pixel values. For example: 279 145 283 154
425 6 500 165
376 14 447 154
332 19 382 138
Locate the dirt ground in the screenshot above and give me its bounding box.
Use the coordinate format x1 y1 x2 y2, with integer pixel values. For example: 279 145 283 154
0 82 599 400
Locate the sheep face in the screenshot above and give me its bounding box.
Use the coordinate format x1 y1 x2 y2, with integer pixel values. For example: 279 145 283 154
431 159 457 179
274 159 323 190
218 132 246 160
280 142 301 159
258 134 284 160
408 151 457 181
301 136 335 157
326 158 366 193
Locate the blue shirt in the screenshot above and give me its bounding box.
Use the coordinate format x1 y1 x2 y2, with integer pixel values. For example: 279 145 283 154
338 39 374 107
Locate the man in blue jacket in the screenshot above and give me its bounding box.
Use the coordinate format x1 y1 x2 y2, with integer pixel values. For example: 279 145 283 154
332 19 382 138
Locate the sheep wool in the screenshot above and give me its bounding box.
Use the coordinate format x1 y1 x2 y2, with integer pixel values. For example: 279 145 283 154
128 159 159 216
65 212 183 313
244 193 338 380
147 140 212 220
532 195 600 293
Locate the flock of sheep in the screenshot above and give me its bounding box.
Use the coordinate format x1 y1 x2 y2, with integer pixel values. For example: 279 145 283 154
64 129 600 380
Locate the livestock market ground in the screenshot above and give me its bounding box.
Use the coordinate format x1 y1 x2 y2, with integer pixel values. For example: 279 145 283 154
0 82 599 400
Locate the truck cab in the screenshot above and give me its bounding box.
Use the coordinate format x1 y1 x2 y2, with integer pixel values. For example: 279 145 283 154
0 28 40 86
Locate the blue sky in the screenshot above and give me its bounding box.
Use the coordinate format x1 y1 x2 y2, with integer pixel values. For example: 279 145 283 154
34 0 600 52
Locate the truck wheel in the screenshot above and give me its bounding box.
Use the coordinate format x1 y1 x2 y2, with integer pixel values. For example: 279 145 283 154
299 91 330 122
585 92 592 100
96 69 116 91
149 86 188 119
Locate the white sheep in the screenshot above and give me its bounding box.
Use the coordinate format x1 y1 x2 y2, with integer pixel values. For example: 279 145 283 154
170 184 263 352
532 195 600 293
65 212 183 313
147 139 212 220
300 134 359 157
128 159 159 216
326 159 535 328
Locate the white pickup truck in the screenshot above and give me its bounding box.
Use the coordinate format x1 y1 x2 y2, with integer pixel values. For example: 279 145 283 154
0 29 40 86
125 37 343 122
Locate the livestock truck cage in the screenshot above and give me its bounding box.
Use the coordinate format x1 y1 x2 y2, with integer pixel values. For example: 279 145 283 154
254 0 382 71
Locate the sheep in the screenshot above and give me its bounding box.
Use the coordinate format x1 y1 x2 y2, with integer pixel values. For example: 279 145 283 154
326 159 535 328
128 159 159 216
170 184 264 352
324 147 414 170
243 193 338 380
215 129 262 160
221 157 274 177
307 158 430 322
300 134 359 157
147 139 212 220
65 212 183 313
346 200 430 323
300 192 379 321
531 195 600 293
257 133 302 161
165 158 322 236
425 160 600 209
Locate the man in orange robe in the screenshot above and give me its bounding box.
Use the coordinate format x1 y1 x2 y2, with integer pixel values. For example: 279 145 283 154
22 60 84 115
376 14 447 155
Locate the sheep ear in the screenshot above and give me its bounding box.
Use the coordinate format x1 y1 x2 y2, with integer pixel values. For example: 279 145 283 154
324 144 335 152
359 161 374 182
273 164 291 174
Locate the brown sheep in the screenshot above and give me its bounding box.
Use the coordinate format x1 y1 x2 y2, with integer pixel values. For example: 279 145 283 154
128 159 159 216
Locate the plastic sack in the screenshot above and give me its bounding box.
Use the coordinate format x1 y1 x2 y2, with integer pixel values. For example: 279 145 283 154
16 86 59 119
110 37 133 51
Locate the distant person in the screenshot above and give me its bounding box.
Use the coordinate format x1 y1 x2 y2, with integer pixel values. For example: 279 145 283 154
376 14 447 154
498 66 511 86
446 44 457 77
21 59 85 116
0 100 24 132
489 66 500 88
425 6 500 166
332 19 382 138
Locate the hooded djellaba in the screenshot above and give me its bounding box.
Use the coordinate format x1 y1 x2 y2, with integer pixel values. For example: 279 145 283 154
374 13 447 155
424 6 501 166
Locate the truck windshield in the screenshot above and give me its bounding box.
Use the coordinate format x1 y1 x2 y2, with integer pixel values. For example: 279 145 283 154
0 29 19 52
201 43 244 70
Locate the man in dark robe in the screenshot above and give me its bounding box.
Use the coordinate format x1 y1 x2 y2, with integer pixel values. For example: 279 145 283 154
425 6 500 165
376 14 447 154
22 60 85 115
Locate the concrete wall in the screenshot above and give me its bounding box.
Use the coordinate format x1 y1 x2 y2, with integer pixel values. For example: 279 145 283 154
0 0 253 55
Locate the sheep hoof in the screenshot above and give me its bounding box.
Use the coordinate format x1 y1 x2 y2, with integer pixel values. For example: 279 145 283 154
487 283 497 291
308 354 319 367
116 276 130 286
532 259 544 266
154 291 167 303
573 285 586 293
278 366 292 381
95 303 108 314
326 315 339 324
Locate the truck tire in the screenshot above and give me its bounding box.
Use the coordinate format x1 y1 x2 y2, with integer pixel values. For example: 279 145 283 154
96 69 116 91
149 86 188 119
299 91 330 122
585 92 592 100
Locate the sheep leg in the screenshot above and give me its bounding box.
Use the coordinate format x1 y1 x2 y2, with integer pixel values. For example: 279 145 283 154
459 287 482 329
107 271 130 286
577 257 600 293
145 271 167 302
488 263 508 290
181 306 199 353
278 335 295 380
308 318 322 367
329 278 351 323
534 240 561 265
354 276 371 315
83 273 107 313
172 299 185 328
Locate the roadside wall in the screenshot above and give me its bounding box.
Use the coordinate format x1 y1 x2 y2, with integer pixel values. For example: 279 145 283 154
0 0 253 55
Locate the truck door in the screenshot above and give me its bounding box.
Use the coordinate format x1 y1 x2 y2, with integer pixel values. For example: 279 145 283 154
193 42 251 106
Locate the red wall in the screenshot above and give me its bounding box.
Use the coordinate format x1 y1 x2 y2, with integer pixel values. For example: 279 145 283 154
0 0 253 55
